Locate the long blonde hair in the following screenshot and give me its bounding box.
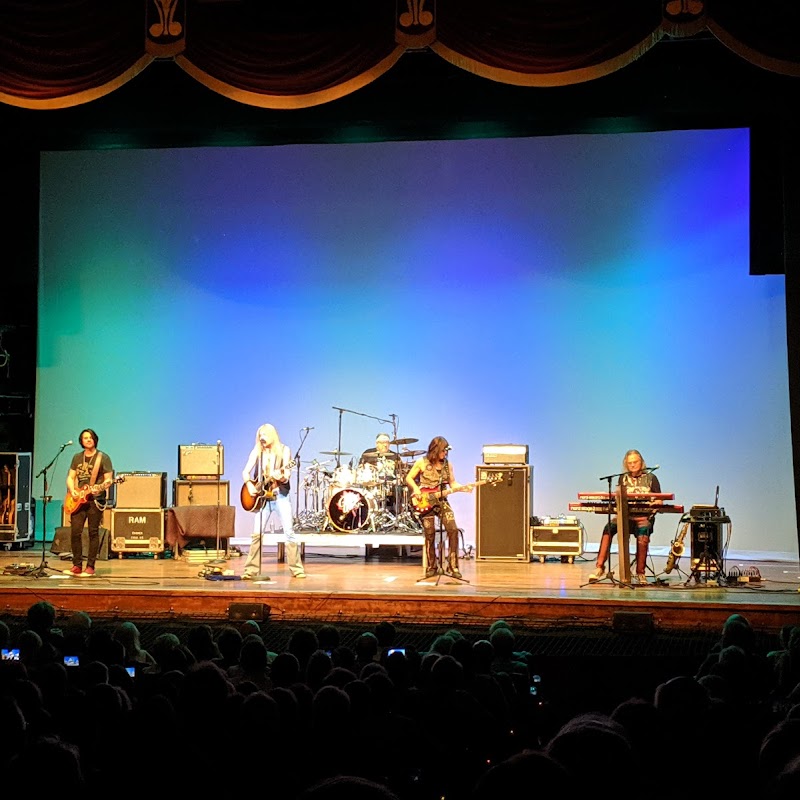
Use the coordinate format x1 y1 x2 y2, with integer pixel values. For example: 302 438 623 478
255 423 280 448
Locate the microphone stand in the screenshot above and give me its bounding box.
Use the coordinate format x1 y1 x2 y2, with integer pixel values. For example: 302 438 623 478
294 427 312 523
208 440 226 565
331 406 393 469
419 452 468 585
581 469 630 588
27 442 69 578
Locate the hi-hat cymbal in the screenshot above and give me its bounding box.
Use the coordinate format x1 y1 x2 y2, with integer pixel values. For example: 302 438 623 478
400 449 425 458
320 450 351 456
389 437 418 446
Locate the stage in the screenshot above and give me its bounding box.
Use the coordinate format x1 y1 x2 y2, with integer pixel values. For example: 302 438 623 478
1 538 798 635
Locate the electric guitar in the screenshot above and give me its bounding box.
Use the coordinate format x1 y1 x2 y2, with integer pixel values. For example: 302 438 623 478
64 476 126 516
410 477 501 515
240 459 297 512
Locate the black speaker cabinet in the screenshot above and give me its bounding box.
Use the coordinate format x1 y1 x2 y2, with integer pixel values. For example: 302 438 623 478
51 525 110 560
0 452 33 545
116 472 167 509
476 465 531 561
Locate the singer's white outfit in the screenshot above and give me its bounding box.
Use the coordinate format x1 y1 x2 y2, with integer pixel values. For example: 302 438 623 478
241 442 304 578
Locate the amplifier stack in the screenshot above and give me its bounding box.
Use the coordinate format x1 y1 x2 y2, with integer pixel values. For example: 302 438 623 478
111 471 166 557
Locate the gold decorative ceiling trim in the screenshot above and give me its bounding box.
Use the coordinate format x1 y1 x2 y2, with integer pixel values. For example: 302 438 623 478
175 47 406 110
430 31 664 88
0 56 153 110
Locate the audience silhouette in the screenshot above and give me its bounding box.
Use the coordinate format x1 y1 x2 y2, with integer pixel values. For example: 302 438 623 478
0 603 797 800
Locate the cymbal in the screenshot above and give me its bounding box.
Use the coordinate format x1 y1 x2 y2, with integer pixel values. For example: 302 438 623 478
401 449 425 458
389 437 418 446
320 450 351 456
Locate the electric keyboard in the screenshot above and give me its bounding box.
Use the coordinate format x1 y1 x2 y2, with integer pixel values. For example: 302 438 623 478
569 501 684 515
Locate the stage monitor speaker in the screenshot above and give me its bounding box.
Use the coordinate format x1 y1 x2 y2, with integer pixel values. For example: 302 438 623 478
612 611 654 633
50 526 110 560
116 472 167 509
476 465 531 561
228 602 270 621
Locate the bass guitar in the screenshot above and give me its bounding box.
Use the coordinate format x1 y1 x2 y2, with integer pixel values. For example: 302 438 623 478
411 477 500 515
240 459 297 512
64 476 126 516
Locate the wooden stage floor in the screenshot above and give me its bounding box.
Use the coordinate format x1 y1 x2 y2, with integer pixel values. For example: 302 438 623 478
1 545 799 634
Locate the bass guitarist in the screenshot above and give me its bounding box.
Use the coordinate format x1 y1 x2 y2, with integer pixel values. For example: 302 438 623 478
65 428 114 576
240 423 305 580
406 435 472 580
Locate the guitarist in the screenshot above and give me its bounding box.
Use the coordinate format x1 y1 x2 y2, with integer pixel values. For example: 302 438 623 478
406 436 472 580
65 428 114 576
240 423 305 580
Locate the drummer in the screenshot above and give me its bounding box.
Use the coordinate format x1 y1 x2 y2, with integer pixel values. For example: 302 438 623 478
358 433 402 499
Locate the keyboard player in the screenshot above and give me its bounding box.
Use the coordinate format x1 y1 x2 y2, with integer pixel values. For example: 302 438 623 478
589 449 662 585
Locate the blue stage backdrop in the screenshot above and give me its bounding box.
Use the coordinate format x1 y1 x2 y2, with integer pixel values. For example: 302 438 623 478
34 128 797 559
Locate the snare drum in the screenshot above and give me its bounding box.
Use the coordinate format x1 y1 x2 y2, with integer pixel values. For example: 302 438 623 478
327 487 376 532
331 464 355 488
355 462 378 487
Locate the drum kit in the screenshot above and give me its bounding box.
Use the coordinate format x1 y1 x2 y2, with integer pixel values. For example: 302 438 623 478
296 438 425 533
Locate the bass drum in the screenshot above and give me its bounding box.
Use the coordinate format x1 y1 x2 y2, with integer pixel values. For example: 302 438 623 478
327 486 376 532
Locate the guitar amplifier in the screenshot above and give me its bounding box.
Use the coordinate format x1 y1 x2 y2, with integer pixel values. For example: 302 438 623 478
482 444 529 465
110 509 165 556
173 480 230 507
178 444 224 479
116 472 166 509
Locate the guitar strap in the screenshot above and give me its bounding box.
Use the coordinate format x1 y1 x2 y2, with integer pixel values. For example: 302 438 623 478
89 451 103 487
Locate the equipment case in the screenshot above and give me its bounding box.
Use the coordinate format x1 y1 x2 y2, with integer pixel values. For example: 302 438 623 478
110 508 165 557
530 523 584 563
0 452 33 548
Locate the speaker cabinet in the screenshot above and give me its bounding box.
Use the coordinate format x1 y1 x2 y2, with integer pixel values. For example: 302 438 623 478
51 525 110 560
116 472 167 509
476 465 531 561
62 505 113 529
173 479 230 507
0 452 33 544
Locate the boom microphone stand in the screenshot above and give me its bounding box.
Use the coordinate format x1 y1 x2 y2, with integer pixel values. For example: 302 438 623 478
27 441 70 578
418 452 469 585
581 468 631 589
208 439 226 565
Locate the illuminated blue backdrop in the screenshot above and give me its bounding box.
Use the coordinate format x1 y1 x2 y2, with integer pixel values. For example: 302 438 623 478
34 128 797 559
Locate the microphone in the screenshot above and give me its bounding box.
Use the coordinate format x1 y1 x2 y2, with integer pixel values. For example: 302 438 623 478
62 440 73 448
302 426 315 431
647 465 660 472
